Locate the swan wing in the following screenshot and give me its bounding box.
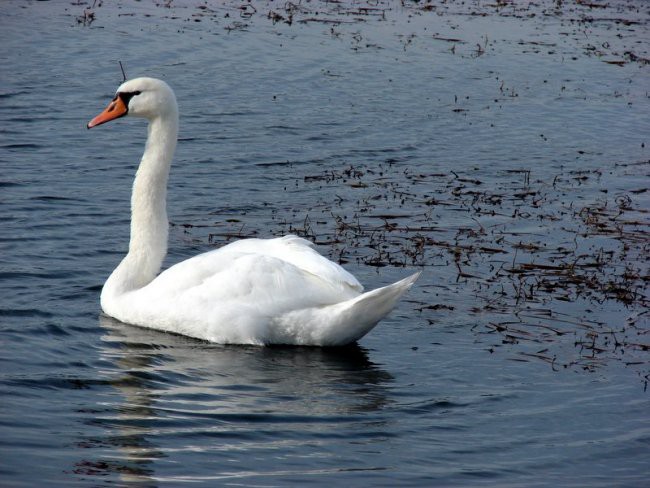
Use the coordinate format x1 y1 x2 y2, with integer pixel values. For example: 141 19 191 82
149 235 361 294
215 235 363 293
150 245 360 307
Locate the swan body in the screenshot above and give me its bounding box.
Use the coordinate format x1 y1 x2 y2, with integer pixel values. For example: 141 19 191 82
88 77 419 346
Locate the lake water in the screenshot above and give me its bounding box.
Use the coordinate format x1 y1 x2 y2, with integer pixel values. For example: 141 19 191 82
1 1 648 486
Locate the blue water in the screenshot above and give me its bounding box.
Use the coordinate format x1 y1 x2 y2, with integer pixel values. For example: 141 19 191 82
1 1 648 486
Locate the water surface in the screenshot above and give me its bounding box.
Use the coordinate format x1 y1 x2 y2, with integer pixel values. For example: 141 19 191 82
0 1 648 486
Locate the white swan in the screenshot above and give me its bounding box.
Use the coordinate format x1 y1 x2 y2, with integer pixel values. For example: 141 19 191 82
88 77 419 346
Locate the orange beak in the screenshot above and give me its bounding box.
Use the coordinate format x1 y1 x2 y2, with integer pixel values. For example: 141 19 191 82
87 95 128 129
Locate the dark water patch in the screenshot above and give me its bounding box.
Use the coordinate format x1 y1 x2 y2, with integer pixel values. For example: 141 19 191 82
0 308 54 318
3 376 110 391
65 322 104 334
153 391 220 403
0 90 32 99
216 383 268 393
3 368 190 390
0 270 84 281
71 458 157 480
1 143 42 150
3 116 56 124
42 322 71 336
264 124 305 135
29 195 83 202
306 133 339 142
396 399 467 414
99 338 171 353
208 110 266 118
0 181 23 188
255 160 294 168
55 288 102 301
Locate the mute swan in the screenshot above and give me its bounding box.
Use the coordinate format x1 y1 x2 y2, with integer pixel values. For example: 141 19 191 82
88 77 419 346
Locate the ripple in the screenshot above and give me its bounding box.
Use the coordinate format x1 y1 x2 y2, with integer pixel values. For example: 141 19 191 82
0 181 23 188
2 143 43 150
396 398 468 414
0 308 54 318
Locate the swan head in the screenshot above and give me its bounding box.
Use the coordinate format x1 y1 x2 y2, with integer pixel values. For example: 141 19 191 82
87 77 177 129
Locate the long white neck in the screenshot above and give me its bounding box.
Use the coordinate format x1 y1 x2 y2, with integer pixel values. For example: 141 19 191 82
102 113 179 303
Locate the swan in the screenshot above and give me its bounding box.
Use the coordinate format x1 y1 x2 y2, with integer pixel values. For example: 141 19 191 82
87 77 419 346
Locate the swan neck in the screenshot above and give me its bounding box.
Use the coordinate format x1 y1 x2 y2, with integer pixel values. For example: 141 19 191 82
105 112 178 297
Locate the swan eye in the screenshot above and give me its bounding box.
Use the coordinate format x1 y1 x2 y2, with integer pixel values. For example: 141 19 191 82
118 90 142 107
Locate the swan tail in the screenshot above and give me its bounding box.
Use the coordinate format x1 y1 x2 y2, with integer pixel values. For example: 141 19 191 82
273 272 420 346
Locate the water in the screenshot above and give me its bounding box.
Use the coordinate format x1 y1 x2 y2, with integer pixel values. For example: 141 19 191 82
1 1 648 486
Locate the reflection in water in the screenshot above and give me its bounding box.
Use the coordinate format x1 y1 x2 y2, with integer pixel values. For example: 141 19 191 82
78 315 393 484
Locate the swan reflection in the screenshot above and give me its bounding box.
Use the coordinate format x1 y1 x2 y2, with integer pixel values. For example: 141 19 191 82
77 315 394 484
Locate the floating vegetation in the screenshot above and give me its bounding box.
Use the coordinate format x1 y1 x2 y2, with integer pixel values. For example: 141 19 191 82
68 0 650 67
183 158 649 383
